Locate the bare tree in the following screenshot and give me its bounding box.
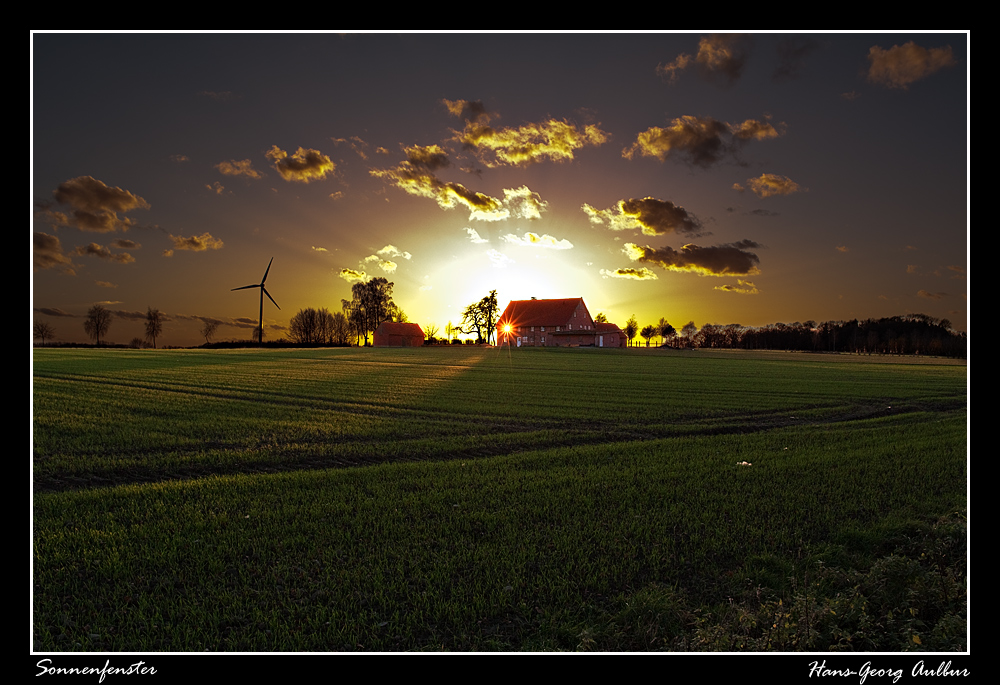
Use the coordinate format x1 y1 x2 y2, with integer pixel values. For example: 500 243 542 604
145 307 163 349
201 320 219 344
34 321 55 346
424 322 439 341
84 305 112 346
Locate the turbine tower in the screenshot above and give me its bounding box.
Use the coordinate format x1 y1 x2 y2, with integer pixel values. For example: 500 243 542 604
231 257 280 346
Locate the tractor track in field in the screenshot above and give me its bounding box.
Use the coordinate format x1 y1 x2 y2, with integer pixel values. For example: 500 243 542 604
32 397 965 495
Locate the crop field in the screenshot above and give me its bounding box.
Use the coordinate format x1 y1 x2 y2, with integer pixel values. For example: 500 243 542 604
32 346 968 652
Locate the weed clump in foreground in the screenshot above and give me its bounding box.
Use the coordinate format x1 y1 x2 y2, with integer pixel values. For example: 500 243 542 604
589 510 966 652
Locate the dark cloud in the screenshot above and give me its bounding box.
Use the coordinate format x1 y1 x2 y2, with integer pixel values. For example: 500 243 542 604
623 115 781 168
624 240 762 276
773 36 821 81
33 232 76 273
74 242 135 264
583 197 704 236
44 176 150 233
34 307 75 317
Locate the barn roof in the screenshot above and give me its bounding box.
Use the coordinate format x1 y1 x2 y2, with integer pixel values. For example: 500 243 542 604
374 321 424 336
498 298 587 326
595 321 623 334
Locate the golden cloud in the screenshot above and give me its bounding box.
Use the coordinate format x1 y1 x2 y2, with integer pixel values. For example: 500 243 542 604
265 145 336 182
167 232 224 252
867 41 956 90
599 267 658 280
745 173 805 198
216 159 264 179
456 118 608 167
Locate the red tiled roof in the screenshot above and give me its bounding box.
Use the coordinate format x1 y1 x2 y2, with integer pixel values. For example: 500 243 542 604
375 322 424 337
498 298 587 327
595 321 622 333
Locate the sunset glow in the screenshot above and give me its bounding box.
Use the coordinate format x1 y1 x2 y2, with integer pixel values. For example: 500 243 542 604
31 32 968 347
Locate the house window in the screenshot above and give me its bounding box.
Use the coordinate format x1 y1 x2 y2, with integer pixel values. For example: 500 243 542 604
541 326 545 332
568 323 572 330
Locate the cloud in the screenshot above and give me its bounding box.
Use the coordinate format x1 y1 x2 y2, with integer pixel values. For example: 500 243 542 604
502 186 548 220
623 115 782 167
74 242 136 263
216 159 264 179
656 34 752 86
364 254 398 273
33 232 76 274
744 173 805 198
464 227 489 243
583 197 704 236
714 279 759 294
44 176 150 233
338 268 367 282
486 249 512 268
402 144 451 171
377 245 412 260
371 157 505 220
34 307 75 317
600 267 658 280
311 246 328 252
165 232 224 255
112 238 140 249
867 41 957 90
501 232 573 249
447 102 608 166
836 245 850 253
624 240 762 276
443 98 493 124
265 145 336 182
95 281 117 288
331 135 372 160
773 36 821 81
917 289 949 300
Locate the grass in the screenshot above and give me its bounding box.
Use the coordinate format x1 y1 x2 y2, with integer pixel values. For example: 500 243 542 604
32 346 967 651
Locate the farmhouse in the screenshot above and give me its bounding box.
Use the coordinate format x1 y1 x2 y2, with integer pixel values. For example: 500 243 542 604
373 321 425 347
495 298 625 348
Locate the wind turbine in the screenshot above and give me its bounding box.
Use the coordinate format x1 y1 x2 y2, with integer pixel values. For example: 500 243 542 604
231 257 280 346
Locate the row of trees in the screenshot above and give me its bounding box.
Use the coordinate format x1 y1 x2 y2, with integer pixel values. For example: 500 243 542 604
287 307 351 345
621 314 965 358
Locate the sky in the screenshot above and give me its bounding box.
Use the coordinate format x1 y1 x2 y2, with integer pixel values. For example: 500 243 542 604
31 32 969 347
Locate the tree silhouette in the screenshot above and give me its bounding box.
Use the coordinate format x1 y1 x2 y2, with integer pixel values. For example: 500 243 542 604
342 277 396 345
34 321 55 346
640 324 656 347
201 320 219 344
459 290 499 344
658 318 675 347
594 312 608 323
84 305 112 346
625 315 638 347
145 307 163 349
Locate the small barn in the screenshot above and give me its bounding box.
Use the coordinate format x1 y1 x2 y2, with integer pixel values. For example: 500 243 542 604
373 321 425 347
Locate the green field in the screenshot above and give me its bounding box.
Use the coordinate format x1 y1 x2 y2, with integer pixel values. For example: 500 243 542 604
32 346 968 651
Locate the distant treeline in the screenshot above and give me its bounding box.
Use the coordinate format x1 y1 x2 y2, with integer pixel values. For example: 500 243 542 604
678 315 966 358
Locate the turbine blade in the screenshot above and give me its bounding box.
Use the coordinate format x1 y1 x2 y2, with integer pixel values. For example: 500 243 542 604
262 257 273 284
263 286 280 310
231 284 261 291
